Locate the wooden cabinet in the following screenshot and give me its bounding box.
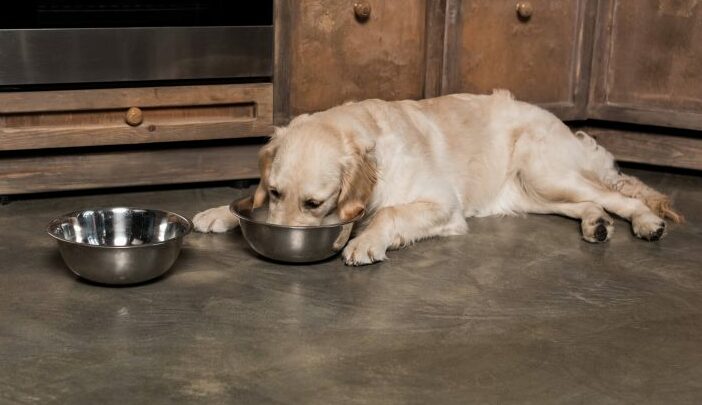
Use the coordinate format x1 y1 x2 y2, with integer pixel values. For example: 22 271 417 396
438 0 700 169
589 0 702 131
275 0 430 120
2 0 701 196
442 0 596 120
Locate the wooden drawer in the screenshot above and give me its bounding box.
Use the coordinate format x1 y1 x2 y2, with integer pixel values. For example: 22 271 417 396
0 83 272 151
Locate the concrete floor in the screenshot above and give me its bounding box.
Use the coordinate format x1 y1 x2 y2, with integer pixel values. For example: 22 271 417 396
1 168 701 404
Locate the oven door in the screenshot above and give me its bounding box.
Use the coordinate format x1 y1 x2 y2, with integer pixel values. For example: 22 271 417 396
0 1 272 86
0 26 273 86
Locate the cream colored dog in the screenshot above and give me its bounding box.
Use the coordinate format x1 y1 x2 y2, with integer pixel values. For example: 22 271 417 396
193 91 682 265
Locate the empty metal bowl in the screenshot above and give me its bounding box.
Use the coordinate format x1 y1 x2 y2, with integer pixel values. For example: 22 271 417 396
47 207 192 285
230 197 363 263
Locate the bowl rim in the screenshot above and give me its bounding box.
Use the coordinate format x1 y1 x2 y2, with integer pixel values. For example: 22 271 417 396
46 206 193 249
229 196 364 230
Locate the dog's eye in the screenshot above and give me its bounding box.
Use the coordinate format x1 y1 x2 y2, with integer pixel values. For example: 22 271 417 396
304 199 322 210
269 189 281 199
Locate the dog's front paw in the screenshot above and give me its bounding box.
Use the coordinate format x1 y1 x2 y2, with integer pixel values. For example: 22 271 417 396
193 206 239 233
342 235 388 266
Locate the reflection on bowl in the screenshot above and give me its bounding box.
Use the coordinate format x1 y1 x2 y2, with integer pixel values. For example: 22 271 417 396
47 207 192 285
230 197 362 263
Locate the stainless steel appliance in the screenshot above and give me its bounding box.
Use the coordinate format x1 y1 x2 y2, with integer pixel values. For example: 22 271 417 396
0 1 273 86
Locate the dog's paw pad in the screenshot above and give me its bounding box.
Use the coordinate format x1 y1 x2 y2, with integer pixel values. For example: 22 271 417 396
633 214 666 242
594 224 608 242
644 222 666 241
582 216 614 243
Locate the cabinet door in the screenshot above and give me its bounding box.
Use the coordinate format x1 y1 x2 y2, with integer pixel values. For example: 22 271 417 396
443 0 596 120
275 0 428 120
589 0 702 130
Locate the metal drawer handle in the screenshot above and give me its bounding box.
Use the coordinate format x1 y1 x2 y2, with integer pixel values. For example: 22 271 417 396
516 1 533 20
354 1 372 22
125 107 143 126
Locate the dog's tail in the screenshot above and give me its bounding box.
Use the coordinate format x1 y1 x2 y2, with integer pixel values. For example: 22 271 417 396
610 173 684 223
574 130 684 223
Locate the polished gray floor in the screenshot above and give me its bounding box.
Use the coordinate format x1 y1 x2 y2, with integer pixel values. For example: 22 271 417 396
1 168 701 404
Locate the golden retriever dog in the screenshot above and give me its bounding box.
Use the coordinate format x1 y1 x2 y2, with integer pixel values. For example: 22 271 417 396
193 90 682 265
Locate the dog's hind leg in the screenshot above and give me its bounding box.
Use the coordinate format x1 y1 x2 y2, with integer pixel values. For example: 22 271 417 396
519 198 614 243
572 130 683 224
571 131 681 239
511 126 678 241
342 201 467 266
587 188 669 241
610 172 683 224
517 169 669 241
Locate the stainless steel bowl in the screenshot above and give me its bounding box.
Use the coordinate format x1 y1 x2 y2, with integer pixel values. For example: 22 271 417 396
230 197 362 263
47 207 192 285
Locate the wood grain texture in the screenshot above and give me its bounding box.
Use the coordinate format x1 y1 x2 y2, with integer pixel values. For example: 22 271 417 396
0 84 272 150
0 83 272 113
273 0 293 125
424 0 448 98
0 145 261 195
586 127 702 170
589 0 702 130
443 0 596 120
288 0 427 116
0 121 267 152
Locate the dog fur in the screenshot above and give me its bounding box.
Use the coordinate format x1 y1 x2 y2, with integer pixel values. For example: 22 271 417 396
193 91 682 265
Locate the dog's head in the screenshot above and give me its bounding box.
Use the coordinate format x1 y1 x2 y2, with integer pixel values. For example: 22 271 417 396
253 116 376 226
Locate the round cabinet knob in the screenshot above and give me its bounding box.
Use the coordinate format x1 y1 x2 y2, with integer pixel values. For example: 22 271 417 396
125 107 143 126
354 1 372 22
516 1 534 20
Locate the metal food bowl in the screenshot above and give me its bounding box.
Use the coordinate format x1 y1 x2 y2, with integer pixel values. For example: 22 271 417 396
230 197 363 263
47 207 192 285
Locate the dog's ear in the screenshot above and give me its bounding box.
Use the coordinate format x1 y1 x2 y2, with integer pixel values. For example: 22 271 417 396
253 138 279 209
337 142 377 221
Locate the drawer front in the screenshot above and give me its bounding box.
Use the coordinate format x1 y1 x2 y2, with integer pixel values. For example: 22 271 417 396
0 83 272 150
443 0 596 120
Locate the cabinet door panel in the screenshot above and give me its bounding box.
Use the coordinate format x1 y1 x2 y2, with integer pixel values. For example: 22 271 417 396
444 0 595 120
589 0 702 130
280 0 427 118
